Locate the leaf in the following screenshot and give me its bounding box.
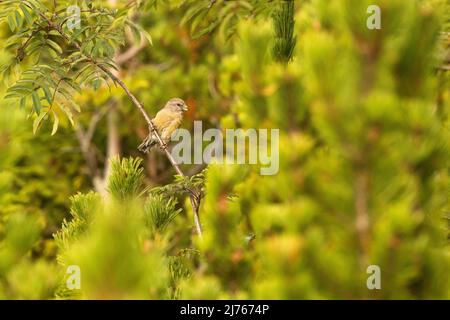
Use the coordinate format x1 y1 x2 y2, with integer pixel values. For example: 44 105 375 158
104 41 115 57
20 96 27 109
59 103 75 126
141 30 153 46
129 24 141 43
47 39 63 54
14 10 23 29
64 96 81 113
192 20 220 39
92 78 101 90
4 93 22 100
48 30 61 37
42 86 53 104
20 4 33 25
33 112 46 134
98 61 118 72
181 4 207 26
71 26 89 41
127 21 152 46
51 110 59 135
31 91 42 114
7 13 16 32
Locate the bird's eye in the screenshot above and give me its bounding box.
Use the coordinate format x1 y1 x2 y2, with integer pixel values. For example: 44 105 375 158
177 103 182 107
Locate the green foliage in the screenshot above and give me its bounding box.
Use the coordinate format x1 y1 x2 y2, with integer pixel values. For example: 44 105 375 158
54 157 192 299
272 0 296 63
0 213 42 274
53 192 100 256
181 163 253 299
0 0 449 300
152 172 206 199
107 157 146 200
144 194 181 234
181 0 450 299
180 0 275 40
0 213 60 299
0 67 88 299
0 0 151 134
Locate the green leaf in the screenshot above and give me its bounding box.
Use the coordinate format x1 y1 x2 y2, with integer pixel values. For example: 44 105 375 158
59 103 75 126
66 98 81 113
20 4 33 25
129 24 142 43
141 30 153 46
71 26 89 41
127 22 153 46
92 78 101 90
33 112 46 134
181 4 207 26
192 20 220 39
48 30 61 37
4 93 20 100
31 91 42 114
51 110 59 135
14 10 23 29
42 86 53 104
20 96 27 109
47 39 63 54
7 13 16 32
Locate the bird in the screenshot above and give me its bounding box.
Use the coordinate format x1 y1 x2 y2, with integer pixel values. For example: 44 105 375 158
138 98 188 153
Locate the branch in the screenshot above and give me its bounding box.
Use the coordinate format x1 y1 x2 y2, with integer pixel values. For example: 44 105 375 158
17 27 43 61
86 106 109 144
75 124 100 184
37 11 203 236
115 42 145 65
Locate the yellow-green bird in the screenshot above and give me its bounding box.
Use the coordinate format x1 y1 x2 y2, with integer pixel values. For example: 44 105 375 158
138 98 188 153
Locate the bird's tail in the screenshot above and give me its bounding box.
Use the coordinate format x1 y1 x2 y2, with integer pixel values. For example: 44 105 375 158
138 135 158 153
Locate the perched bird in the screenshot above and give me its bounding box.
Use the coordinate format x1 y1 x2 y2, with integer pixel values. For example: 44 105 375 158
138 98 188 153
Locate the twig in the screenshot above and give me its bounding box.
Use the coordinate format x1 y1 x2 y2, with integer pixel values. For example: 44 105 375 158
75 102 112 185
35 10 203 236
75 125 100 182
17 27 43 61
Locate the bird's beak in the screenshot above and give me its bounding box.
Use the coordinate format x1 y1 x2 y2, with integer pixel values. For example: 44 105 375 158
182 104 188 112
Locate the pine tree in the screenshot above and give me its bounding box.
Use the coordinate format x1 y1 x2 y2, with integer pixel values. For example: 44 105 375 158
0 0 448 300
54 157 199 299
180 0 450 299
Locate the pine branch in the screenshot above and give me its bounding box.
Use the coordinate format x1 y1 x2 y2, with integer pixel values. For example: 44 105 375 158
272 0 296 64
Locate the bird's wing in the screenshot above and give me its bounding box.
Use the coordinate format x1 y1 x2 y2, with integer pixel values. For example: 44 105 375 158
161 117 182 141
152 109 176 131
151 110 172 136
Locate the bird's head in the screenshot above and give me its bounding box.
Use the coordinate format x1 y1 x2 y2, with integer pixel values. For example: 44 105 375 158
166 98 188 113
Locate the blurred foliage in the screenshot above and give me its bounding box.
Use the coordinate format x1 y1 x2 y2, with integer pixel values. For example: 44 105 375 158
0 0 449 300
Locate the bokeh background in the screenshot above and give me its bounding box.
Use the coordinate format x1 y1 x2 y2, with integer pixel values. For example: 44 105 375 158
0 0 449 299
